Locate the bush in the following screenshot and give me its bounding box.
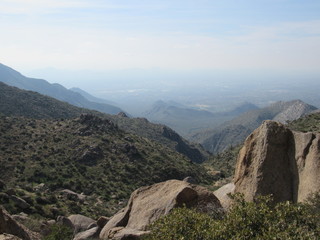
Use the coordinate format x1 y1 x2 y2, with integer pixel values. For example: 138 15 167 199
145 207 215 240
43 223 74 240
144 194 320 240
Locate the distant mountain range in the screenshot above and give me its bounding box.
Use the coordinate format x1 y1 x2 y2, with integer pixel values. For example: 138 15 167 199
143 100 259 136
0 79 208 163
0 63 123 115
191 100 318 154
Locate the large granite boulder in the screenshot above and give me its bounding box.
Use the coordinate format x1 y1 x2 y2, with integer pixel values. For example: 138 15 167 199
100 179 222 239
234 120 320 203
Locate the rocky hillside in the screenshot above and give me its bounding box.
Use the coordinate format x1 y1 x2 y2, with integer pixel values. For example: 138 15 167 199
0 81 208 163
0 114 213 220
192 100 317 154
287 111 320 132
107 113 210 163
0 63 123 115
0 82 101 119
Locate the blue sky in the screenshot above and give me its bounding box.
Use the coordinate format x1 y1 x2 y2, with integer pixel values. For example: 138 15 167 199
1 0 320 73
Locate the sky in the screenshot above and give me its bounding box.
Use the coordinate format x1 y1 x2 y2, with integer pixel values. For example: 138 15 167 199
1 0 320 74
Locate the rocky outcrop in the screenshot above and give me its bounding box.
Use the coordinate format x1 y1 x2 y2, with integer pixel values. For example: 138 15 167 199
234 120 320 203
0 208 40 240
100 180 222 239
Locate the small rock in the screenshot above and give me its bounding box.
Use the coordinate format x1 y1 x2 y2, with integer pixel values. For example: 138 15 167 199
33 183 45 192
183 176 196 184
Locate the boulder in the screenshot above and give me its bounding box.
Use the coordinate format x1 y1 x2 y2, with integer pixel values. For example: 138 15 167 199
0 208 40 240
40 219 56 236
56 216 74 230
0 234 22 240
68 214 96 234
234 120 320 203
183 176 196 184
60 189 86 202
100 179 222 239
107 227 149 240
73 226 100 240
10 196 30 210
213 183 235 210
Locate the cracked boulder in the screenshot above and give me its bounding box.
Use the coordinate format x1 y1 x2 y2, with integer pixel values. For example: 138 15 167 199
99 179 222 239
234 120 320 203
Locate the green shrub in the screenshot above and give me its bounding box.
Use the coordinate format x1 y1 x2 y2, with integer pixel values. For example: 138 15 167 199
43 223 74 240
144 194 320 240
145 207 215 240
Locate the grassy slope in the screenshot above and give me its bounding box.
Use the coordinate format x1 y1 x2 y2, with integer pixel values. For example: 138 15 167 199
287 111 320 132
0 114 212 219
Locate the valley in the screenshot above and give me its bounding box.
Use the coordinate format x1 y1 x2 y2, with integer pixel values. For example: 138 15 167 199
0 63 319 239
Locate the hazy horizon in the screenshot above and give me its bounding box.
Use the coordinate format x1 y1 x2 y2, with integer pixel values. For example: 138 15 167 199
1 0 320 115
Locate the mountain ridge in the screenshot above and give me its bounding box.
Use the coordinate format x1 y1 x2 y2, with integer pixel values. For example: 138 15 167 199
0 63 123 115
192 100 317 154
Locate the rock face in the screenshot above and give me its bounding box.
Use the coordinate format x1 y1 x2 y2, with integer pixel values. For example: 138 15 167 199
234 120 320 203
100 180 222 239
0 208 40 240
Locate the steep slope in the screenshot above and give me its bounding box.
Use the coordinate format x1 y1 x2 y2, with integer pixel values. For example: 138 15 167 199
0 82 100 119
0 63 123 115
108 113 210 163
0 114 212 219
144 100 258 136
287 111 320 132
193 100 317 154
